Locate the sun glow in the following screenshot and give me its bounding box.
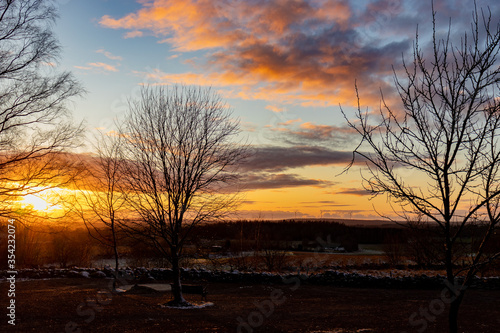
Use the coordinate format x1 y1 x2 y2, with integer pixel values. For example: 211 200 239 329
21 194 54 211
18 187 67 213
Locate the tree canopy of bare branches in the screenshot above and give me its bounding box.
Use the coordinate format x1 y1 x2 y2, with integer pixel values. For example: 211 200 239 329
0 0 83 217
343 4 500 333
71 131 127 287
121 85 246 306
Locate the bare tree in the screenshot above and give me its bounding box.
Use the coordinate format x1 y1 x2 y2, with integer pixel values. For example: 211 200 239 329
71 131 127 289
0 0 83 217
120 85 246 306
343 4 500 332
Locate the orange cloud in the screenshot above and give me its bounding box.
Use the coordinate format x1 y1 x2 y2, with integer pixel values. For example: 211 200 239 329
96 49 123 61
100 0 410 107
89 62 119 72
124 30 144 38
100 0 242 51
279 118 302 126
76 62 119 73
265 105 286 113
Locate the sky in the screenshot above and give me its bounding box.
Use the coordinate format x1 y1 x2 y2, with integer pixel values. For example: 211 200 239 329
51 0 500 220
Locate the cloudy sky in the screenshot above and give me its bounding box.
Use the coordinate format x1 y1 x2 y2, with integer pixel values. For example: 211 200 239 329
53 0 500 219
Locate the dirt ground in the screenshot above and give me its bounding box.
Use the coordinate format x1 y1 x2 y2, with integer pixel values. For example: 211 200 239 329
1 278 499 333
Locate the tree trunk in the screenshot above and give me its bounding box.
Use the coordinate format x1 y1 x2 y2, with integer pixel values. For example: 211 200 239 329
448 283 465 333
112 222 119 290
167 249 189 306
448 298 460 333
444 238 457 333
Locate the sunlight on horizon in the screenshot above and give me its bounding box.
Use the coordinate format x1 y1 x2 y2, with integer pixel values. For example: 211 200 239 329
21 194 56 212
14 186 70 216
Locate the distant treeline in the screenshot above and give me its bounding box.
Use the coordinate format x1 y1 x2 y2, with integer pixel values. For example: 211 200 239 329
192 219 499 242
190 219 500 256
190 219 403 245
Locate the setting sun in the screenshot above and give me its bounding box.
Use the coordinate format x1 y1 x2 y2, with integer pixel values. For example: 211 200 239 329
17 187 67 214
21 194 53 211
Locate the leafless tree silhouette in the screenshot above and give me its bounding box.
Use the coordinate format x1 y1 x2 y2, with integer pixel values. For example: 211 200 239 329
120 85 246 306
0 0 83 217
72 131 127 289
343 4 500 332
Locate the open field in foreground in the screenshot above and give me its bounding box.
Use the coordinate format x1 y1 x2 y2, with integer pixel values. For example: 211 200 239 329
1 278 499 332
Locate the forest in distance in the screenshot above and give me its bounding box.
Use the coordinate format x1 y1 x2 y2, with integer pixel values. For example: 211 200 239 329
2 219 499 274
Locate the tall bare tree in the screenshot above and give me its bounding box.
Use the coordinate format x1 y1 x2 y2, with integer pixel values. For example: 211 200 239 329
343 4 500 332
0 0 83 217
72 131 127 289
121 85 246 306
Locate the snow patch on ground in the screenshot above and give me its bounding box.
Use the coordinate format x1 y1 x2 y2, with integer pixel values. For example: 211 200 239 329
112 288 127 293
120 284 171 292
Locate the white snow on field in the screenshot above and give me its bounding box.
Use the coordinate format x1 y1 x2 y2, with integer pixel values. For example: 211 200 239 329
113 288 127 293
